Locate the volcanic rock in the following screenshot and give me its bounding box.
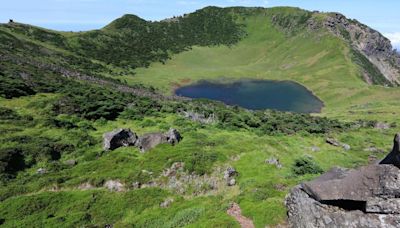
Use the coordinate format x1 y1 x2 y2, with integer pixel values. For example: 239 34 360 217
103 128 138 151
326 138 351 150
224 167 238 186
380 133 400 168
136 133 166 152
103 128 182 152
104 180 125 192
286 133 400 228
266 157 283 169
165 128 182 145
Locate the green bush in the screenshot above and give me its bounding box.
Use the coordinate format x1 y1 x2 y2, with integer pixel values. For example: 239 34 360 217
291 157 324 176
0 136 74 180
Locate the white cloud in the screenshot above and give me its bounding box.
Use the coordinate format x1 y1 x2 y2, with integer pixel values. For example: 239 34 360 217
384 32 400 49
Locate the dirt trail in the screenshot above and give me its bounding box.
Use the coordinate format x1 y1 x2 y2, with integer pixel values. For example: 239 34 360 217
227 202 255 228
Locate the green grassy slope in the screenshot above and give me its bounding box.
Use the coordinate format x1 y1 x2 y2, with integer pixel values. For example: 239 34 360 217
0 6 399 228
125 8 400 122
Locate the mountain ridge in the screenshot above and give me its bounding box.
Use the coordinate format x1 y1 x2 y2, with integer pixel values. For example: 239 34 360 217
2 6 399 86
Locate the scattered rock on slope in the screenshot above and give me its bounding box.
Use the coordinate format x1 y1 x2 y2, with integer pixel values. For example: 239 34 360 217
103 128 182 152
266 157 283 169
285 133 400 228
104 180 125 192
103 128 138 151
136 128 182 152
224 167 238 186
326 138 351 150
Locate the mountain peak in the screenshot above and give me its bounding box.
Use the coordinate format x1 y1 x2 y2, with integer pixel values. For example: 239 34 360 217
103 14 147 30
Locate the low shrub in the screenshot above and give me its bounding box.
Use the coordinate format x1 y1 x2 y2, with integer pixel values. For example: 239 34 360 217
291 156 324 176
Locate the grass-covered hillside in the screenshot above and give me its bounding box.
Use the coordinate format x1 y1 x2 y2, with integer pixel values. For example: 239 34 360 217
0 6 399 227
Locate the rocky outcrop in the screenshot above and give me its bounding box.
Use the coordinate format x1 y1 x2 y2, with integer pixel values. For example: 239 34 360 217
265 157 283 169
136 133 166 152
103 129 138 151
379 133 400 168
103 128 182 152
286 134 400 228
136 128 182 152
308 13 400 85
104 180 125 192
286 185 400 228
224 167 238 186
165 128 182 145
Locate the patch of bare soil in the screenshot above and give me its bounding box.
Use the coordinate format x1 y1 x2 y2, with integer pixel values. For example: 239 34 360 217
227 202 255 228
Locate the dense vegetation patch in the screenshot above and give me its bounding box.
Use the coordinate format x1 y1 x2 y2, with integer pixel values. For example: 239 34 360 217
66 7 245 68
0 136 74 181
291 156 324 176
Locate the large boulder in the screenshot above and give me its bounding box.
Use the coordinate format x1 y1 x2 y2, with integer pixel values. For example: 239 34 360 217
137 133 167 152
380 133 400 168
103 129 138 151
165 128 182 145
302 165 400 202
286 186 400 228
136 128 182 152
103 128 182 152
286 133 400 228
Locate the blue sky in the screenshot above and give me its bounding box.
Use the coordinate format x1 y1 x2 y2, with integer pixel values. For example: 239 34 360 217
1 0 400 48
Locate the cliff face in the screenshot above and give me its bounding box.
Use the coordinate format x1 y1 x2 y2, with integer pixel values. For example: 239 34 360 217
309 13 400 86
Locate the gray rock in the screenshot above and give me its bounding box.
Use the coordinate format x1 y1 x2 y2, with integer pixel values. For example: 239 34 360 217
286 135 400 228
302 165 400 201
380 133 400 168
342 143 351 151
103 129 138 151
224 167 238 186
160 198 174 208
266 157 283 169
135 129 183 152
228 178 236 186
165 128 182 145
308 12 400 85
366 198 400 214
132 182 141 189
64 159 77 166
78 182 94 190
37 168 47 174
375 122 391 130
224 167 237 180
136 133 166 152
326 138 351 151
104 180 125 192
326 138 341 147
285 186 400 228
311 146 320 152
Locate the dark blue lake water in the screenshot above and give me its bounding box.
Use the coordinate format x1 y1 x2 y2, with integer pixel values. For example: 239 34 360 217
175 80 323 113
